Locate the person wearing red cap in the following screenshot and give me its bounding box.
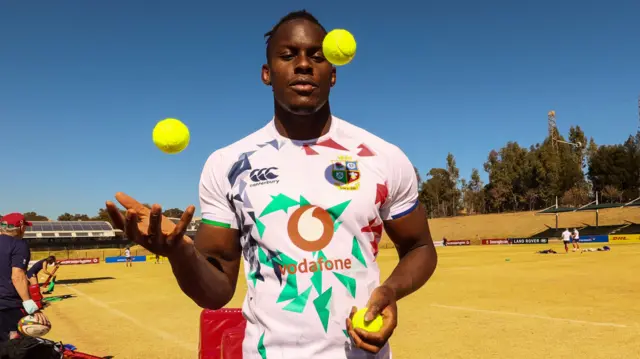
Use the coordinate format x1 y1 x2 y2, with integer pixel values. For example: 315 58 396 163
0 213 49 342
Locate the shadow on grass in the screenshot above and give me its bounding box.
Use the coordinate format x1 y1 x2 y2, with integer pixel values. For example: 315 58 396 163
55 277 115 285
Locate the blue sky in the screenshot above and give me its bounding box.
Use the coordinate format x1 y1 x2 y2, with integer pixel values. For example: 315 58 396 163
1 0 639 219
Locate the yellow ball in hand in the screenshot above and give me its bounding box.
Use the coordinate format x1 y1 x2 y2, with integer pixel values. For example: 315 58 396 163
152 118 190 154
322 29 357 66
352 307 383 332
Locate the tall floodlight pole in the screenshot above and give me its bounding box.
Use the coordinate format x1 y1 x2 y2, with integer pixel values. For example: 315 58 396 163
548 110 558 152
548 110 582 152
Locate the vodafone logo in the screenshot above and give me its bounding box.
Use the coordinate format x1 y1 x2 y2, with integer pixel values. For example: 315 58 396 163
287 205 334 252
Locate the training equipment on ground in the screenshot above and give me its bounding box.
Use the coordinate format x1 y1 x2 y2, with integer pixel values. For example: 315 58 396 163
18 315 51 337
199 308 245 359
322 29 357 66
152 118 190 154
44 276 56 293
351 307 384 332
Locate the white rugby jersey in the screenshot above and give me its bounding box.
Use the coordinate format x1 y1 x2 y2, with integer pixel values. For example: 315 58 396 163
199 116 418 359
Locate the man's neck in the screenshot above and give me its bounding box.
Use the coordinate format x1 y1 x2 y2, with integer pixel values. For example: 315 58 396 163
273 103 332 141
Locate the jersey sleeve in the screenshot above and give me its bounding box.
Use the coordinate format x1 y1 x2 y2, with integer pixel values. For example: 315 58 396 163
199 150 239 229
380 145 419 221
11 240 30 271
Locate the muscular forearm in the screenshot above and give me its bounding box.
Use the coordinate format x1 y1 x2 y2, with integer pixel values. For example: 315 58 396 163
168 242 235 309
382 243 437 301
12 273 31 302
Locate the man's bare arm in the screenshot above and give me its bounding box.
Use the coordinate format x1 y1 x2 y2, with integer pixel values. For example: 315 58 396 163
11 267 31 302
169 224 242 309
43 262 53 276
381 203 438 301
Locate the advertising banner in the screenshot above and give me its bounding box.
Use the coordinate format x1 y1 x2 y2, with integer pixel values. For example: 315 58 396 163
509 238 549 244
481 239 510 245
433 241 444 247
445 240 471 246
105 255 147 263
578 235 609 243
608 234 640 244
57 258 100 265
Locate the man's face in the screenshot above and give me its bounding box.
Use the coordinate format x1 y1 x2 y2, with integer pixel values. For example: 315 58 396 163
262 19 336 115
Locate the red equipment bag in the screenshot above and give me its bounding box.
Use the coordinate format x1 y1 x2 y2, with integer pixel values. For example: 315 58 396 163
199 308 246 359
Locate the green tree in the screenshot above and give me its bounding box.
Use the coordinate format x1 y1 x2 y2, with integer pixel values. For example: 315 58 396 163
163 208 185 218
420 168 452 218
462 168 485 214
588 142 637 201
561 185 589 207
601 185 622 203
58 213 90 221
92 207 126 224
568 125 588 169
58 213 74 221
483 142 531 212
22 212 48 221
445 153 462 215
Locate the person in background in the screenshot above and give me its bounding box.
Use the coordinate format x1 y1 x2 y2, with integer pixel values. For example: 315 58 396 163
26 256 58 286
561 228 572 253
124 247 132 267
571 228 580 252
0 213 49 342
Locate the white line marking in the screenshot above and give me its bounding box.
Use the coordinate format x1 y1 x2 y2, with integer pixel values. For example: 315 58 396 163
66 286 197 353
431 304 628 328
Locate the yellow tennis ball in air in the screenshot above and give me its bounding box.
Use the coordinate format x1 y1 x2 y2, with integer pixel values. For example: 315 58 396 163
323 29 357 66
352 307 384 332
152 118 190 154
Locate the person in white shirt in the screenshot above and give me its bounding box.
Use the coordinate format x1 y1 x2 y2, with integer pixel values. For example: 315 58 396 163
571 228 580 251
561 229 572 253
104 9 438 359
124 247 132 267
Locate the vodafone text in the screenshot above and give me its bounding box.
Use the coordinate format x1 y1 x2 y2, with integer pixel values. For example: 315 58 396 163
279 257 352 275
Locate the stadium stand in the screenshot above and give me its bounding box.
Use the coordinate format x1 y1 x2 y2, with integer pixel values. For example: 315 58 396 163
528 223 635 239
24 218 201 250
610 223 640 235
533 194 640 237
576 224 627 236
25 217 203 248
24 221 127 250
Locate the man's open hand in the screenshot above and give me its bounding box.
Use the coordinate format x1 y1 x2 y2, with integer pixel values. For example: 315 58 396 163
106 192 195 257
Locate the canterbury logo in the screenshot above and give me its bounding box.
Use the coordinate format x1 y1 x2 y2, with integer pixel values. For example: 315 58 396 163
250 167 278 182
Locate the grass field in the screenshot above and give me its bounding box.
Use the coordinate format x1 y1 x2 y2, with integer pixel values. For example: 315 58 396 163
37 242 640 359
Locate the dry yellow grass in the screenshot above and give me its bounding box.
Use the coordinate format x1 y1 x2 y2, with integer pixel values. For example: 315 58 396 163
35 242 640 359
377 206 640 248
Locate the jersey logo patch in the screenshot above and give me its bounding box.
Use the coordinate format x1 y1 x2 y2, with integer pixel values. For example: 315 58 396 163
330 156 360 190
250 167 279 187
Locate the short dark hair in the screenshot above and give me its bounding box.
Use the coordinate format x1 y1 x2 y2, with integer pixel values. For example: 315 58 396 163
47 255 56 262
264 10 326 60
